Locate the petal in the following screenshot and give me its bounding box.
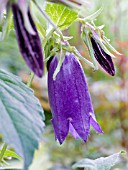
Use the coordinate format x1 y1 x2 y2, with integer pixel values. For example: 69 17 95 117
69 123 80 140
48 57 69 144
90 113 103 133
71 113 90 142
52 118 69 144
12 4 44 77
91 37 115 76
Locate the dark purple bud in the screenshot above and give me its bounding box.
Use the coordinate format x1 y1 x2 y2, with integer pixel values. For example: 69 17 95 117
91 37 115 76
48 53 103 144
12 4 44 77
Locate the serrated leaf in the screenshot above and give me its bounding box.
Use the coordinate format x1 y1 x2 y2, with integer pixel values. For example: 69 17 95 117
45 3 78 30
72 151 126 170
0 70 45 170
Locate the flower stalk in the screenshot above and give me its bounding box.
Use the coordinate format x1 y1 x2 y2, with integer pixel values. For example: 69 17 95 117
0 143 7 163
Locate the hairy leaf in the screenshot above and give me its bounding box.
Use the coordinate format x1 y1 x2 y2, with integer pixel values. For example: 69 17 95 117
72 151 126 170
0 70 45 170
45 3 78 30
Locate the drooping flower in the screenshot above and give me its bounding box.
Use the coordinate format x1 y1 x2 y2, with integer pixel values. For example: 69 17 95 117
12 1 44 77
90 37 115 76
48 53 103 144
82 23 118 76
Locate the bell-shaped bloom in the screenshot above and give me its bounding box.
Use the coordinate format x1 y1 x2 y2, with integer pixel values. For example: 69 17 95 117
12 3 44 77
91 37 115 76
48 53 103 144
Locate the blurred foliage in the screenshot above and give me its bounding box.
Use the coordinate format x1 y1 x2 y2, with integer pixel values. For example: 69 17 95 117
0 31 28 74
0 0 128 170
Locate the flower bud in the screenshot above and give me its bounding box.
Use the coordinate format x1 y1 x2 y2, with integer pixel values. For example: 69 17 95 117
12 4 44 77
91 37 115 76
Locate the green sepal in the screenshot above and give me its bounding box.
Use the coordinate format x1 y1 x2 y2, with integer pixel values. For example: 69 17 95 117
73 47 94 69
103 36 122 55
44 37 56 60
53 49 65 80
0 7 13 41
82 29 98 70
96 37 116 58
84 7 103 21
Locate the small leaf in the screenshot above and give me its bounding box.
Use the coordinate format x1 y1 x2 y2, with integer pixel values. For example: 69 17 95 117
45 3 78 30
72 151 126 170
0 150 22 160
0 70 45 170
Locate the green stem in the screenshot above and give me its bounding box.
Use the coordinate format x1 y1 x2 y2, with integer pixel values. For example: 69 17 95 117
73 47 95 69
27 72 34 87
43 28 55 47
76 18 86 24
0 143 7 162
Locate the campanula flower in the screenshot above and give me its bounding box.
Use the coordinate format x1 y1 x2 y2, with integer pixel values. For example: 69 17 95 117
91 36 115 76
48 53 103 144
12 1 44 77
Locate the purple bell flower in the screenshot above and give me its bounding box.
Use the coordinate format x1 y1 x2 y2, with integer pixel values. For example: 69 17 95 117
12 3 44 77
48 53 103 144
91 37 115 76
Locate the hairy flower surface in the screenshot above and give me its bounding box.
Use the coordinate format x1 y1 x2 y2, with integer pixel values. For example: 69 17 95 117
91 37 115 76
12 4 44 77
48 53 103 144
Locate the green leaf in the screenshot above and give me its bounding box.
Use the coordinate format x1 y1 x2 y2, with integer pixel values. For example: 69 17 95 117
45 3 78 30
72 151 126 170
0 70 45 170
0 149 22 160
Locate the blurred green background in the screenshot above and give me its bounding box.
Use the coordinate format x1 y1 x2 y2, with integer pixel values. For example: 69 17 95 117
0 0 128 169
